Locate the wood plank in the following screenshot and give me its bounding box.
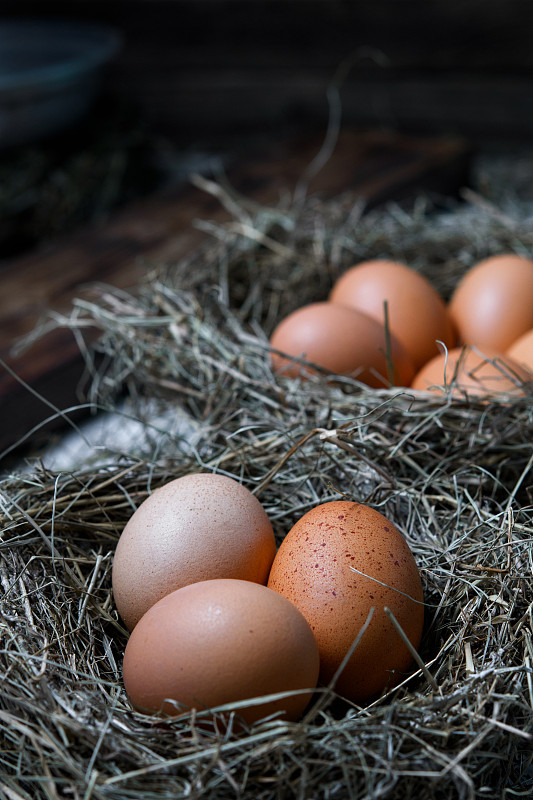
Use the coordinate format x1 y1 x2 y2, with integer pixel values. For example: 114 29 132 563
113 69 533 149
0 128 471 456
5 1 533 71
4 0 532 150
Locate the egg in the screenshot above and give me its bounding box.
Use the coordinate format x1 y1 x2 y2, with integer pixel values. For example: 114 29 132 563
112 473 276 631
506 328 533 372
270 301 415 387
449 253 533 352
122 578 320 725
411 345 531 398
267 501 424 703
329 259 456 370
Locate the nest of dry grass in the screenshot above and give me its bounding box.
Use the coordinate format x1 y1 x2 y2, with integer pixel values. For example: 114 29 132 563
2 157 533 799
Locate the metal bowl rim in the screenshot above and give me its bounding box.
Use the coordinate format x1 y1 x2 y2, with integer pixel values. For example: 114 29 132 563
0 18 123 94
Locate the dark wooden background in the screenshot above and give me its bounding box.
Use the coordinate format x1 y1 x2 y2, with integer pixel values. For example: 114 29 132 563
3 0 533 150
1 0 531 457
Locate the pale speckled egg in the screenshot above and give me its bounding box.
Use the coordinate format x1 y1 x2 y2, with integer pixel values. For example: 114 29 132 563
411 345 531 398
112 473 276 631
270 301 415 387
267 501 424 703
329 259 456 370
449 253 533 352
506 328 533 372
122 578 320 725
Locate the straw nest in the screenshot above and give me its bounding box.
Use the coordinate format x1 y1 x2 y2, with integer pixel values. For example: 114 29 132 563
2 157 533 800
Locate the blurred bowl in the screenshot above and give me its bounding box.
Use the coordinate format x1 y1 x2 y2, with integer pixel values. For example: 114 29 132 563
0 18 122 148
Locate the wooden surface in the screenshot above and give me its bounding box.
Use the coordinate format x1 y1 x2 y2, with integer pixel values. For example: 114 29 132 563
3 0 532 148
0 128 471 455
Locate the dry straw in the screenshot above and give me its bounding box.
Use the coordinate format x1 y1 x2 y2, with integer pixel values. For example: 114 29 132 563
2 158 533 799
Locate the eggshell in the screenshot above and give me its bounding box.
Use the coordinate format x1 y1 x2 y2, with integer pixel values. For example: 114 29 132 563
329 259 456 370
506 328 533 372
411 346 531 398
267 501 424 703
449 253 533 352
270 301 415 387
112 473 276 630
122 578 320 725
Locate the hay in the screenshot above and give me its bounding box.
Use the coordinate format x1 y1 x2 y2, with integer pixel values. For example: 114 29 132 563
2 157 533 799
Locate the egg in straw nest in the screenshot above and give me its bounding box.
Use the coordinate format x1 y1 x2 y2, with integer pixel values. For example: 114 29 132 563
1 157 533 800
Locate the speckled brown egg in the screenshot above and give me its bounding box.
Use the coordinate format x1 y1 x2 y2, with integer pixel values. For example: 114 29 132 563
122 578 320 725
329 259 456 370
449 253 533 352
270 301 415 387
267 501 424 703
411 346 531 398
112 473 276 631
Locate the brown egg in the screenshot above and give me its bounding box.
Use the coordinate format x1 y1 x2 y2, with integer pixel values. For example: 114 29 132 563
122 578 320 725
112 473 276 630
411 346 531 398
449 253 533 352
329 259 456 370
507 328 533 372
270 301 415 387
267 501 424 703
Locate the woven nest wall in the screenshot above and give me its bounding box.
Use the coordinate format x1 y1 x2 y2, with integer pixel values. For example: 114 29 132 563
2 159 533 800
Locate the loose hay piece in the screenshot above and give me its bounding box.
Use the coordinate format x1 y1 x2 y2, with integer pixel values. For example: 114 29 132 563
2 164 533 799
